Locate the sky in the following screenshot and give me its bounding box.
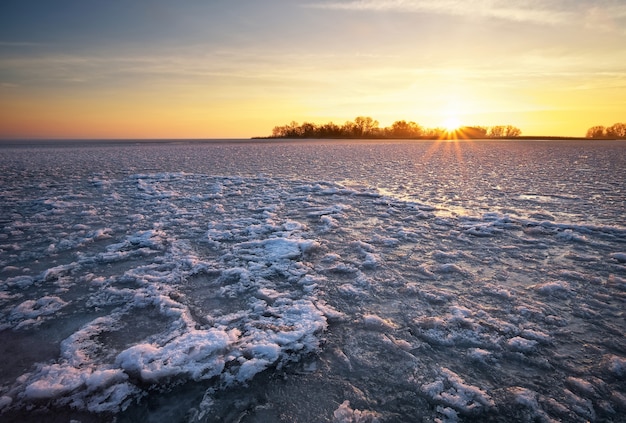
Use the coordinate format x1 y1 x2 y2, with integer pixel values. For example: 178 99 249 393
1 0 625 139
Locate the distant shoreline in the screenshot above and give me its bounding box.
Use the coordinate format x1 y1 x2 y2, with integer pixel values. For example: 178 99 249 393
252 135 598 141
0 136 621 148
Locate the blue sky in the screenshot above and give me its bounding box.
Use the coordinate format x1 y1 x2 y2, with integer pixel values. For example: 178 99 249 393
1 0 625 138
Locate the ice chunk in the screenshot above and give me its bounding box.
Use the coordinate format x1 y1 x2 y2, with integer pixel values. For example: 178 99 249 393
362 314 397 331
566 377 596 396
238 237 319 262
520 329 551 344
435 405 459 422
116 328 239 382
555 229 587 243
421 368 494 413
532 281 571 298
10 296 68 319
333 400 380 422
235 358 272 382
506 336 538 353
41 263 76 282
610 252 626 263
464 223 502 237
339 284 367 298
314 300 347 322
509 386 539 409
361 252 381 269
563 388 596 421
262 238 305 260
245 343 281 362
4 275 35 288
607 274 626 290
83 369 129 391
23 374 79 401
606 354 626 378
433 263 466 275
10 296 69 329
467 348 493 364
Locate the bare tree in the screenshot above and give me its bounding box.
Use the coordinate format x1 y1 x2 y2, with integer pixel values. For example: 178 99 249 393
504 125 522 137
488 126 505 138
606 123 626 138
388 120 422 138
272 121 301 138
585 126 606 138
267 117 525 140
300 122 318 138
487 125 521 138
318 122 342 137
353 116 379 137
341 120 357 137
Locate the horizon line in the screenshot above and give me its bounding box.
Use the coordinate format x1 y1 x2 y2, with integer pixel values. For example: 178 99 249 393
1 135 620 142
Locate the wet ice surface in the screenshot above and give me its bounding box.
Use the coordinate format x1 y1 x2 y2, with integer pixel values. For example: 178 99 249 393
0 139 625 422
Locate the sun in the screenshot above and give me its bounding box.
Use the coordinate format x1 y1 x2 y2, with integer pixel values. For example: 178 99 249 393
443 115 461 132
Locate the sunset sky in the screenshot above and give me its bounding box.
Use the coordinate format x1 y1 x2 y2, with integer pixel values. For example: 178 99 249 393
1 0 625 139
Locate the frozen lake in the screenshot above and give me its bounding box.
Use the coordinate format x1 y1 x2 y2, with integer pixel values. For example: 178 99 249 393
1 139 625 422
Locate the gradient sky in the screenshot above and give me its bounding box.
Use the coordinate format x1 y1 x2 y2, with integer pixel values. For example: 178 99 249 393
1 0 625 139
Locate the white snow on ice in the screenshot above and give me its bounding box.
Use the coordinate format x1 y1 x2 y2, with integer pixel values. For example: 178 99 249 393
0 139 625 422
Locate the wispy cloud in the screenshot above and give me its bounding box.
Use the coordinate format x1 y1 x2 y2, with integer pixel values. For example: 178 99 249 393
0 49 369 91
583 3 626 35
304 0 576 25
0 41 44 47
0 82 20 88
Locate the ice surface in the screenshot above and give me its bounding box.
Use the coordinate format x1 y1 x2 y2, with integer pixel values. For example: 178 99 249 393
0 139 625 422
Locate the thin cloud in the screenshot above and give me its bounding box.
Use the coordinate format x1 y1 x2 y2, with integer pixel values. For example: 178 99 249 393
583 3 626 35
0 41 44 47
0 50 359 88
304 0 575 25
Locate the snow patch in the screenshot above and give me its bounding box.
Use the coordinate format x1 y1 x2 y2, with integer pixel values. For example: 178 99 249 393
9 296 68 329
421 368 495 414
116 328 238 382
333 400 380 423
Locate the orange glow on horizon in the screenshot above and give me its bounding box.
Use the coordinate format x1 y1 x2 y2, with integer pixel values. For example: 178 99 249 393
1 1 625 140
0 80 624 139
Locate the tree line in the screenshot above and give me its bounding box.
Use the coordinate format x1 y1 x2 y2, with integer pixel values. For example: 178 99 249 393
586 123 626 139
267 117 521 139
